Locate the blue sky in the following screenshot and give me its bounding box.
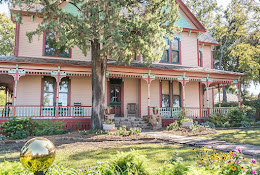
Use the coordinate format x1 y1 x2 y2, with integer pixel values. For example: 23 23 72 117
0 1 259 95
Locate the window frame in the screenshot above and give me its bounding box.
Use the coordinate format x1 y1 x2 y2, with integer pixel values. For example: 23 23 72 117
161 80 182 108
160 38 180 64
43 32 72 58
171 38 180 64
58 77 70 106
42 76 56 106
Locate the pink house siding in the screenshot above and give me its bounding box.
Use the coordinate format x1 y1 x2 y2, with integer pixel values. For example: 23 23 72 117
16 75 41 105
181 32 198 67
18 17 91 61
141 79 148 117
185 82 200 107
150 80 160 109
123 78 138 116
71 77 92 106
202 45 212 69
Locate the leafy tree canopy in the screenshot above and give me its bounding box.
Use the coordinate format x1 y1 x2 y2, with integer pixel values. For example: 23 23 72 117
0 13 15 56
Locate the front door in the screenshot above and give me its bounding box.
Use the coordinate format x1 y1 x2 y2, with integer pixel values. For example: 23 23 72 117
109 79 122 117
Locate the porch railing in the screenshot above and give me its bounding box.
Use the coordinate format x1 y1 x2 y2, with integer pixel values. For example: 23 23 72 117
0 105 92 118
150 107 233 119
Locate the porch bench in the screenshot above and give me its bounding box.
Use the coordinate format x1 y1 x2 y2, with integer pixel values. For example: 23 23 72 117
73 102 83 116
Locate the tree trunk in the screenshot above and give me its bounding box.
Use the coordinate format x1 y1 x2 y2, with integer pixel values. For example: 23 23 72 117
223 87 227 102
91 39 107 130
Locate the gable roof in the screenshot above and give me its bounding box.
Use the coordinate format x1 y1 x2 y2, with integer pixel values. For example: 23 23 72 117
199 32 219 45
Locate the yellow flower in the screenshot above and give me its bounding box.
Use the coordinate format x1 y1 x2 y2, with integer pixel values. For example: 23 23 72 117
202 146 206 149
213 150 216 152
231 166 236 171
192 148 196 151
240 166 245 171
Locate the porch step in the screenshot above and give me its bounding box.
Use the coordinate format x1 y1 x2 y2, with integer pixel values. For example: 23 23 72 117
114 117 152 130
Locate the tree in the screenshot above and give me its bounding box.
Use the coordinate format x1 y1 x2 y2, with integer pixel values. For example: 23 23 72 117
4 0 181 129
0 13 15 56
182 0 219 30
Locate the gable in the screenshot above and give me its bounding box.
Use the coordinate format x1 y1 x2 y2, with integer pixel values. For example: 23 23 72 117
175 13 194 29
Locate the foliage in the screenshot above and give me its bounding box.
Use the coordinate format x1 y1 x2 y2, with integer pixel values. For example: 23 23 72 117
0 90 6 105
193 147 258 175
200 121 215 128
0 13 15 56
240 121 250 128
208 113 228 127
32 120 66 136
215 102 239 107
0 134 6 141
226 108 245 127
177 111 185 126
167 121 180 131
153 106 160 110
0 117 33 139
114 126 142 136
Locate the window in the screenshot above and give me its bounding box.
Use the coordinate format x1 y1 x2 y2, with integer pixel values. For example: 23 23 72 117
44 32 71 58
161 38 169 62
43 77 55 106
59 77 69 106
161 38 180 63
171 39 180 63
161 81 170 107
42 77 69 106
172 81 181 107
199 50 202 67
161 81 181 108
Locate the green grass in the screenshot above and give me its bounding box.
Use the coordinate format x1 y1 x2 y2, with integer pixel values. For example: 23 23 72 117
196 128 260 146
1 142 259 173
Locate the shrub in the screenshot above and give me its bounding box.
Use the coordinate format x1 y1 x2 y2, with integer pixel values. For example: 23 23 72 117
32 120 66 136
0 134 6 141
200 121 215 128
167 121 179 131
208 113 228 126
112 150 148 174
215 101 238 107
226 108 244 127
115 126 142 136
0 117 33 139
241 121 251 128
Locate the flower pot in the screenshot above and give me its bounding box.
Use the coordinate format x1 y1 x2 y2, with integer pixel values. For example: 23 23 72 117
153 109 158 115
182 121 193 128
103 124 115 131
106 108 111 115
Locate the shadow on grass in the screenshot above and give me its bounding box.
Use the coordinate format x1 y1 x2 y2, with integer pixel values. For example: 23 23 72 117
209 128 260 145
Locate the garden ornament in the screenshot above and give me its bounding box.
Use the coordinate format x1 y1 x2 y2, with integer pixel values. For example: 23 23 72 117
20 137 56 175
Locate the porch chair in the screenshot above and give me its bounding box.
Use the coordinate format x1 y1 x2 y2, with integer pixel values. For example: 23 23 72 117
57 102 69 117
127 103 137 118
73 102 83 116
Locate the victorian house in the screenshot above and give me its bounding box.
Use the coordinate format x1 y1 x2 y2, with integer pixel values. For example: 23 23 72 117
0 0 244 129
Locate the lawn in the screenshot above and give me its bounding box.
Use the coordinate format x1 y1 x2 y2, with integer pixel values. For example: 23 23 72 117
1 139 260 173
195 128 260 146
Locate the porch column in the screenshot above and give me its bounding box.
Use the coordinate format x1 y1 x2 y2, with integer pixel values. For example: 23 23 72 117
5 86 7 105
142 70 155 116
8 64 25 116
218 84 221 107
138 79 142 118
51 66 66 118
178 73 189 111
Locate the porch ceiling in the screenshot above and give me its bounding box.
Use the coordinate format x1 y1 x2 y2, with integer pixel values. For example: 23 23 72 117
0 74 14 91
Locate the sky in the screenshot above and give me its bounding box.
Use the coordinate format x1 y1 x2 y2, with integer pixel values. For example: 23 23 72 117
0 1 259 95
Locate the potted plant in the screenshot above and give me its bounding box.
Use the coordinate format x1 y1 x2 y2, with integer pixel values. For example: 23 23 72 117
153 106 159 115
103 121 115 131
105 106 112 115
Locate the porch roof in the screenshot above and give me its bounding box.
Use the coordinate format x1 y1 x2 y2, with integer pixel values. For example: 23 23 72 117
0 56 244 76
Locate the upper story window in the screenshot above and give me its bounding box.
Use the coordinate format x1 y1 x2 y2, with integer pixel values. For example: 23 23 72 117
44 32 71 58
199 50 202 67
161 38 180 64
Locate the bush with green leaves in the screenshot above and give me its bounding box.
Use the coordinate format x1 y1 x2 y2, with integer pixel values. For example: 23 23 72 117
0 134 6 141
208 113 228 127
241 121 251 128
226 108 245 127
32 120 66 136
0 117 33 139
215 101 239 107
167 121 180 131
115 126 142 136
200 121 215 128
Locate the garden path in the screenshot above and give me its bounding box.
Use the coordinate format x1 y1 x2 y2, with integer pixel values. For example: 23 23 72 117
144 131 260 157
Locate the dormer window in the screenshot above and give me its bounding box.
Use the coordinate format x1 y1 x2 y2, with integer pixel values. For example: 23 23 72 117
44 32 71 58
161 38 180 64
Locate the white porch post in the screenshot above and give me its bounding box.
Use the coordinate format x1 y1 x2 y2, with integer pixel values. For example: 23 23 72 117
8 64 25 116
5 86 7 105
142 70 155 116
